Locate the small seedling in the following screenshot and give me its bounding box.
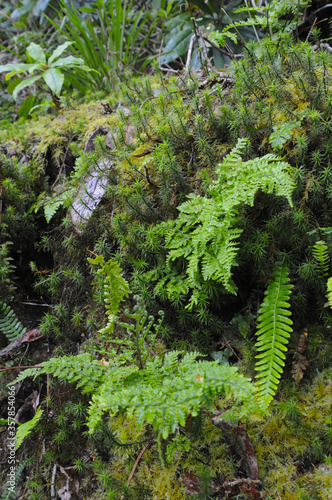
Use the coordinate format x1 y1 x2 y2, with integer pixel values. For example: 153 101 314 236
0 42 97 110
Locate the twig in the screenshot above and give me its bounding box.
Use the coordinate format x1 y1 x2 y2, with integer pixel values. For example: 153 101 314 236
185 34 196 72
127 440 152 486
140 95 157 110
51 464 57 499
20 301 51 307
223 478 261 487
203 36 244 60
0 365 43 372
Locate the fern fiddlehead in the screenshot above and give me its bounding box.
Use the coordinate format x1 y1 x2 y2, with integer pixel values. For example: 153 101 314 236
255 265 293 410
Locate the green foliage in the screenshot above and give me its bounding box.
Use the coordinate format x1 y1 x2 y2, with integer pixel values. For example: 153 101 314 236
155 138 294 309
32 187 76 223
0 243 16 301
87 350 254 439
255 265 293 410
327 277 332 310
0 301 27 341
114 298 164 369
11 347 254 443
1 460 27 500
0 41 96 108
269 121 301 153
15 407 43 450
161 0 260 68
13 353 105 392
12 259 254 445
312 240 329 278
47 0 157 91
88 255 130 335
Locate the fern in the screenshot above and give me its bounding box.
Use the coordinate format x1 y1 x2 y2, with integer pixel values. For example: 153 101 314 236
87 351 254 439
158 138 295 309
0 302 27 341
15 407 43 450
11 351 254 442
32 188 76 223
327 277 332 307
12 353 106 393
312 240 329 277
269 121 300 152
255 265 293 410
1 460 27 500
88 255 130 335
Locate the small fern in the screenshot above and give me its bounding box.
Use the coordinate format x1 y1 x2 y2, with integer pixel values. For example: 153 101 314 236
88 255 130 335
158 138 295 309
255 265 293 410
312 240 329 277
1 460 27 500
32 188 76 223
0 302 27 341
87 351 254 439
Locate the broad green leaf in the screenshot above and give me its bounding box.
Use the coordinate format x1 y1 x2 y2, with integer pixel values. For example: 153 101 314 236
0 63 33 74
51 56 85 68
48 42 74 65
11 1 35 19
42 68 64 95
26 43 46 64
160 29 193 64
7 77 23 94
18 94 37 119
13 75 43 100
28 62 43 75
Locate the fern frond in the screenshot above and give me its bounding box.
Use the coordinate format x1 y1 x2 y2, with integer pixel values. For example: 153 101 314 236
159 138 295 308
88 255 130 334
15 407 43 450
312 240 329 277
0 302 27 341
255 265 293 410
327 277 332 307
12 354 106 393
0 460 27 500
88 352 254 438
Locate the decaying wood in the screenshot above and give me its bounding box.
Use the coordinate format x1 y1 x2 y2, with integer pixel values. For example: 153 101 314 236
212 413 259 480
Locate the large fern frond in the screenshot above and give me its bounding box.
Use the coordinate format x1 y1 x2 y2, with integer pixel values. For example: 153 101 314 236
255 265 293 410
327 277 332 307
0 302 27 341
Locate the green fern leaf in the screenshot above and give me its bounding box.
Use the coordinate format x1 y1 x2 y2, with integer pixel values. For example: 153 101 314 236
15 407 43 450
12 353 106 393
255 265 293 410
312 240 329 277
327 277 332 307
269 121 300 152
0 302 27 341
88 255 130 335
157 138 295 308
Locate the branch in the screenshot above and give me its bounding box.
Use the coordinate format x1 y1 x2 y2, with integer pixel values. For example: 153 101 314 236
0 365 43 372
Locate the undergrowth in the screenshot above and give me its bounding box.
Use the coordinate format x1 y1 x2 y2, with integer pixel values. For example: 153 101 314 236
1 33 332 499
